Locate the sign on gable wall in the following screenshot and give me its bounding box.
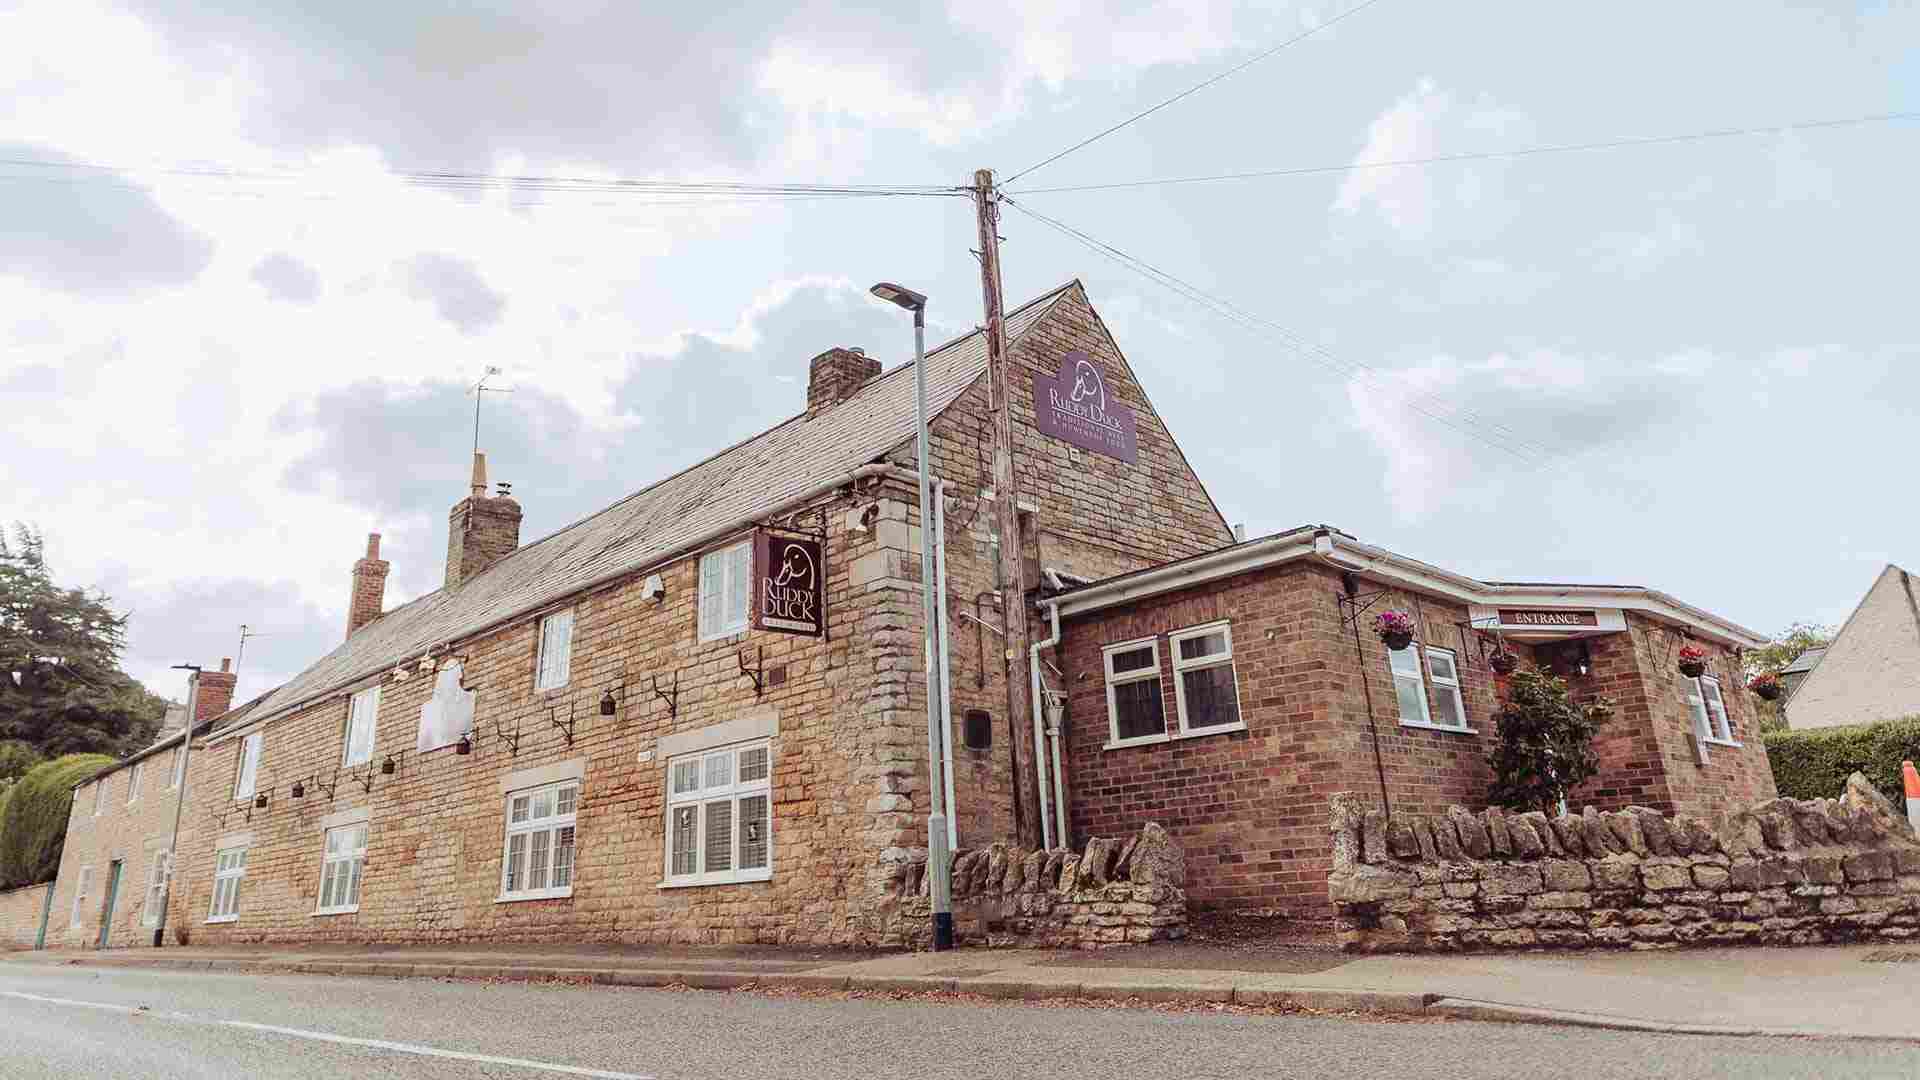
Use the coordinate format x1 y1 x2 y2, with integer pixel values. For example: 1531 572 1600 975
1033 350 1138 463
752 531 823 636
417 661 474 752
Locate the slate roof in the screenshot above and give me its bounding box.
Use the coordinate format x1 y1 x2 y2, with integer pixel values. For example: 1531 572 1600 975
1781 646 1827 676
236 282 1078 730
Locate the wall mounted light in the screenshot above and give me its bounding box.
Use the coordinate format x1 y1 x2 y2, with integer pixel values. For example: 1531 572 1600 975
456 733 472 756
391 665 410 683
417 656 435 675
253 793 269 809
291 779 305 799
381 754 396 775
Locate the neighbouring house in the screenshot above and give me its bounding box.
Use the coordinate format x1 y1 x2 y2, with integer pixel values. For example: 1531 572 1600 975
1043 527 1773 917
47 661 239 950
1785 565 1920 730
1778 646 1826 701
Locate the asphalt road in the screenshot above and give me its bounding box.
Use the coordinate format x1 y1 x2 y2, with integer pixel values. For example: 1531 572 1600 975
2 963 1917 1080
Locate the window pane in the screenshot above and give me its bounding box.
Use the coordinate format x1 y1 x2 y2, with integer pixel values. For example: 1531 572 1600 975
1178 631 1227 662
1180 664 1240 729
699 551 723 634
528 830 551 890
1109 645 1155 674
726 544 750 628
505 833 525 892
704 752 732 790
1112 678 1165 741
738 746 769 784
671 807 698 876
510 796 530 823
531 789 555 820
704 800 733 872
1432 686 1466 729
1426 649 1458 683
553 827 575 888
557 785 577 817
1388 648 1420 677
738 795 770 870
1394 674 1430 725
346 857 363 906
672 760 700 795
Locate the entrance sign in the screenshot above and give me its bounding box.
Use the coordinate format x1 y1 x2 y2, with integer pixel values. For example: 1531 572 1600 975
417 661 474 752
1033 351 1138 463
1497 609 1600 628
753 532 823 636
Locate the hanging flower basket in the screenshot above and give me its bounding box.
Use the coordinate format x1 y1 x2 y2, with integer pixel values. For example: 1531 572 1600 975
1677 644 1708 679
1374 610 1415 651
1489 651 1519 676
1749 672 1783 701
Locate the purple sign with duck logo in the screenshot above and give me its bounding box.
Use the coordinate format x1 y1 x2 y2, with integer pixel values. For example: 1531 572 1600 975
1033 350 1137 463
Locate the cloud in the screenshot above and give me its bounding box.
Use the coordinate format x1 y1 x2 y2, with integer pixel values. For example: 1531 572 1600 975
401 252 506 334
101 571 339 704
1331 80 1529 240
251 252 322 303
0 142 212 296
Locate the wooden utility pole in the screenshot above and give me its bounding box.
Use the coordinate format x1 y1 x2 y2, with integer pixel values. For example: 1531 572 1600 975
972 168 1041 850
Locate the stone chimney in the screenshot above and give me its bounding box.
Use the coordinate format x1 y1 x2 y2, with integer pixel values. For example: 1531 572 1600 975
807 347 882 412
446 451 523 589
347 532 390 638
191 658 237 723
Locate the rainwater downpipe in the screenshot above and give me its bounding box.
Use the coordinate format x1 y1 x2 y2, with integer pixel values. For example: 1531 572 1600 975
933 478 958 850
1031 600 1063 848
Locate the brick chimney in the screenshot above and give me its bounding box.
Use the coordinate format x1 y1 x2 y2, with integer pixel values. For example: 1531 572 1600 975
807 347 881 412
446 451 523 589
190 658 237 723
347 532 390 638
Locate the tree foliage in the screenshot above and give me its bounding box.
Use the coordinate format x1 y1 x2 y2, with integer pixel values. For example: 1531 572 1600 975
0 752 114 888
1745 621 1835 679
0 739 43 788
0 524 167 759
1487 668 1614 815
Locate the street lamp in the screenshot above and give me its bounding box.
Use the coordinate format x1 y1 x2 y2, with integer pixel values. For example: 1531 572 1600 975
870 280 953 952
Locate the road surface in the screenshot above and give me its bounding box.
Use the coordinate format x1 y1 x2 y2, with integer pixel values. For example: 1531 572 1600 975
1 962 1914 1079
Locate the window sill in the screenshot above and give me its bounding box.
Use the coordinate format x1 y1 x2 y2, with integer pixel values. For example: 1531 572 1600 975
1104 723 1247 750
698 626 749 646
1103 733 1170 751
495 887 574 904
1399 720 1478 735
1175 722 1247 740
658 870 772 890
205 914 238 924
1703 737 1743 748
312 906 360 917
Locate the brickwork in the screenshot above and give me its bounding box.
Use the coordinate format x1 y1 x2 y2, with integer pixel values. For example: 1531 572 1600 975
347 533 390 638
0 884 50 950
806 347 882 412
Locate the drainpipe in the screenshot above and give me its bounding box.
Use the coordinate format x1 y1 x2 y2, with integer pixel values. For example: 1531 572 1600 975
933 479 958 850
1046 689 1069 851
1030 600 1062 848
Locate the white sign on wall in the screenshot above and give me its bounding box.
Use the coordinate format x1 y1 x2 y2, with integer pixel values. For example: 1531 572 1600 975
417 662 474 753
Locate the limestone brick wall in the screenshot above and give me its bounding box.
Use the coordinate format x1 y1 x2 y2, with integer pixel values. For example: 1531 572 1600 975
46 748 187 950
0 884 51 949
1327 776 1920 952
871 822 1186 949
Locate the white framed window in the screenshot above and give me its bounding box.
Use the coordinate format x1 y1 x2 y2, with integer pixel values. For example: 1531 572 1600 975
233 732 262 800
1424 648 1469 730
1169 622 1243 734
168 746 183 790
664 741 772 887
343 686 379 767
697 540 752 641
535 609 575 691
126 761 142 804
500 780 578 901
208 846 246 922
1690 675 1734 744
91 780 104 817
1390 646 1432 726
315 824 367 915
71 865 92 929
1103 638 1166 746
141 851 170 928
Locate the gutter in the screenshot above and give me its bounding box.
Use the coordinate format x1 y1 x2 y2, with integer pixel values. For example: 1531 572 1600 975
1051 529 1321 618
218 462 912 742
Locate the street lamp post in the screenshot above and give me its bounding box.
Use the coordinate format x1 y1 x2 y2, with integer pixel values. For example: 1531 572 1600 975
870 280 953 951
153 663 200 948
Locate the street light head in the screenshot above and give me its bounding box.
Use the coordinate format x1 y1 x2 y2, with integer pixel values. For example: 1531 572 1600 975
869 281 926 312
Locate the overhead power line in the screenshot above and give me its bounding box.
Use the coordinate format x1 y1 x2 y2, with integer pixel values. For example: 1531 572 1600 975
1003 0 1392 185
1007 110 1920 194
1000 195 1560 466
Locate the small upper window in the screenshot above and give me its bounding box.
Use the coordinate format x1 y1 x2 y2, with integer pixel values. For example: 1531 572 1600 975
535 609 575 691
1424 647 1468 730
126 761 142 804
698 541 752 641
1103 638 1166 745
167 746 183 790
1169 622 1241 734
234 732 263 800
343 686 380 767
91 780 104 817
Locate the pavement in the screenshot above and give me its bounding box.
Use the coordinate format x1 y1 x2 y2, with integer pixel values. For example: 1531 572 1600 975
10 939 1920 1043
6 962 1920 1079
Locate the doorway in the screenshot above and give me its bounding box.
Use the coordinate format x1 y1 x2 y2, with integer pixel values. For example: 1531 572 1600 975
97 860 123 949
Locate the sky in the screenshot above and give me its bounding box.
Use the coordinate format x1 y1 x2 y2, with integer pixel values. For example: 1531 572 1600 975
3 0 1916 703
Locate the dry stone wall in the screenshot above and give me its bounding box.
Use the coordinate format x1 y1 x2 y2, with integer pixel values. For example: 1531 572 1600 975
1328 775 1920 952
872 822 1187 949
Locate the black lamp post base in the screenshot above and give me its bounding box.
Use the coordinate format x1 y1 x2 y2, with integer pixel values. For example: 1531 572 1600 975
932 912 955 951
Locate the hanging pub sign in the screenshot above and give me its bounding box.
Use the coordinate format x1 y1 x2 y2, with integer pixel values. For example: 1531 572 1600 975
1033 350 1138 463
752 530 824 637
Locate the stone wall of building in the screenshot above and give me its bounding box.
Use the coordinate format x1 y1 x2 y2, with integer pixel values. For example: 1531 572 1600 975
46 746 188 951
1327 776 1920 952
870 822 1187 949
0 884 50 950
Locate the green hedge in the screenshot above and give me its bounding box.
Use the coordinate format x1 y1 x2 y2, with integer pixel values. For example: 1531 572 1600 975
0 753 113 889
1764 717 1920 804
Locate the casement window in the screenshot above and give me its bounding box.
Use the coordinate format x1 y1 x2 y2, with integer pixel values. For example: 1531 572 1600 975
500 780 578 901
126 761 142 804
207 846 246 922
343 686 379 767
316 824 367 915
535 609 575 691
140 851 170 928
233 732 262 800
1392 645 1472 731
1689 675 1735 744
168 746 183 790
1103 638 1166 745
71 866 92 929
91 780 104 817
664 741 772 887
1169 622 1242 734
697 540 752 641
